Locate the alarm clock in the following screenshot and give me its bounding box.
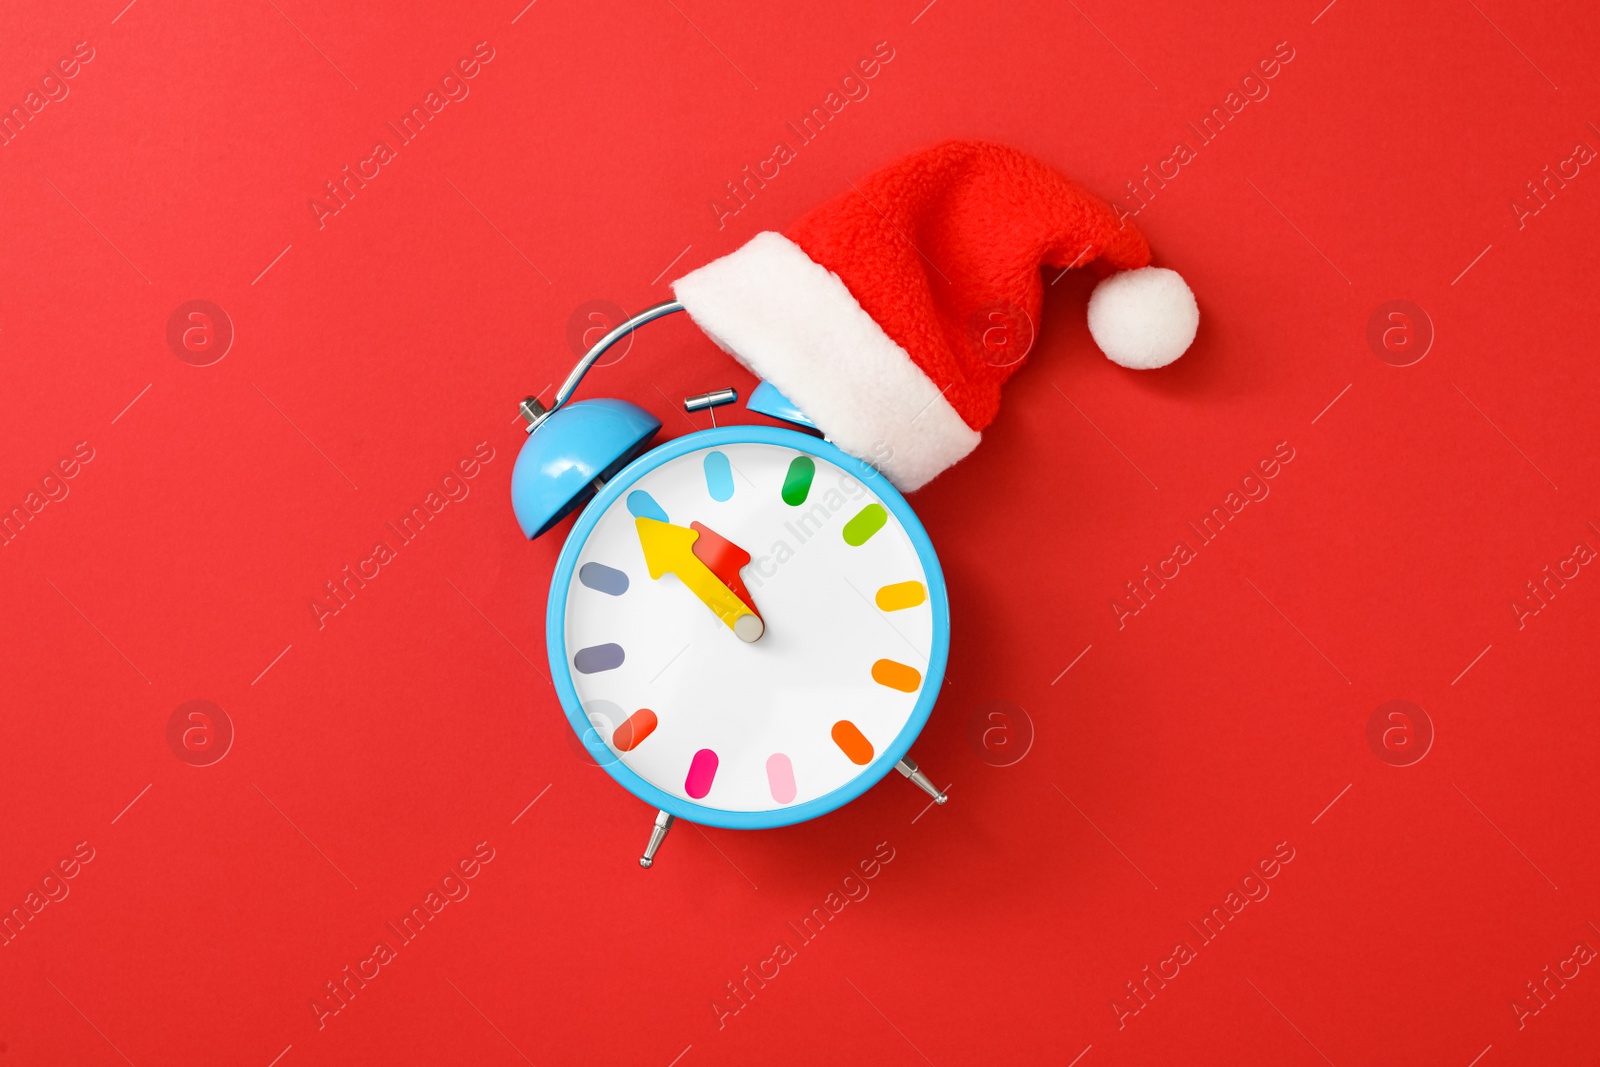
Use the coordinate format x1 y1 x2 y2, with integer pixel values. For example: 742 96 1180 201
512 302 950 867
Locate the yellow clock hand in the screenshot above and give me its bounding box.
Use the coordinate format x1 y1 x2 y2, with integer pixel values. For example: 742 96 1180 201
635 517 764 642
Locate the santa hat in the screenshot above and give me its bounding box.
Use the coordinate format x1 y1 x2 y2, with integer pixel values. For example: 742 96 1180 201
672 140 1198 491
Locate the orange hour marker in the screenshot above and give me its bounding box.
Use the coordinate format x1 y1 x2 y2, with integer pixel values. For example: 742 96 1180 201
875 581 926 611
871 659 922 693
612 708 658 752
831 720 874 765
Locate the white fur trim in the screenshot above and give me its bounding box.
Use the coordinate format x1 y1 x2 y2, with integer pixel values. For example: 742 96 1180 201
672 231 980 492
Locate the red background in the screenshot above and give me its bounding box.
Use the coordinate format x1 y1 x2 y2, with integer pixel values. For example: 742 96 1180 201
3 0 1599 1064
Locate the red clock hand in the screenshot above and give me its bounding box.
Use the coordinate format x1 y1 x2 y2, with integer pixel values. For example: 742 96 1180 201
688 522 760 619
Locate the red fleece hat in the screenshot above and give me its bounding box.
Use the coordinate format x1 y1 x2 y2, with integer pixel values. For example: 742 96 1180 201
673 141 1198 491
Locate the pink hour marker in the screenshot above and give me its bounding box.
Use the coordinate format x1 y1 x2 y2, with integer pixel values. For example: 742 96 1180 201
685 748 719 799
766 754 796 804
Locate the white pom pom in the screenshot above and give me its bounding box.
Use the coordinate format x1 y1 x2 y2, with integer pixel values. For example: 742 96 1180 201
1086 266 1198 369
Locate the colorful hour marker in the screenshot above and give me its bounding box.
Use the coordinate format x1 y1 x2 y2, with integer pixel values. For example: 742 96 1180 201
627 490 668 523
831 721 874 765
875 580 926 611
781 456 815 506
685 748 719 799
573 643 625 674
842 503 887 546
704 451 734 502
871 658 922 692
579 562 629 596
612 708 657 752
766 754 796 804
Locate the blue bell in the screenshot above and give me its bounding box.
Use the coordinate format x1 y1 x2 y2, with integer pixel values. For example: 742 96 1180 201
510 398 661 538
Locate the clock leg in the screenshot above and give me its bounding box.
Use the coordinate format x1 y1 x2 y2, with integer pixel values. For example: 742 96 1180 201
640 809 675 869
896 757 948 804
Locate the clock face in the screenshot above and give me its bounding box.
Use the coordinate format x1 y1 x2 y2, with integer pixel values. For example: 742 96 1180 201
547 427 948 828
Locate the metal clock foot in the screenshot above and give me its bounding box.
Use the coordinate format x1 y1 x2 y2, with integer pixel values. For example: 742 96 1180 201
640 809 675 868
896 757 947 804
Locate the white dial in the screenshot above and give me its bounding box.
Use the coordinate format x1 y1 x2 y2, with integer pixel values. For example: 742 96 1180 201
555 436 941 819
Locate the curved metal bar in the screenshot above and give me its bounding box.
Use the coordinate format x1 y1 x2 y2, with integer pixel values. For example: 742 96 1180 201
528 301 685 431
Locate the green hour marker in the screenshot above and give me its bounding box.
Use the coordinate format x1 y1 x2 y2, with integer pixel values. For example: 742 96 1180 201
781 456 815 506
842 503 887 546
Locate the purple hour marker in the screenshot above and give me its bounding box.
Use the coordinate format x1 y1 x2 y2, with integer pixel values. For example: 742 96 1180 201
579 562 629 596
573 643 625 674
684 748 719 799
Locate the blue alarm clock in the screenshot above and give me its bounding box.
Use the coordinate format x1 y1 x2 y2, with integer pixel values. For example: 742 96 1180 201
511 302 950 867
